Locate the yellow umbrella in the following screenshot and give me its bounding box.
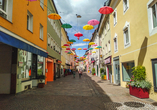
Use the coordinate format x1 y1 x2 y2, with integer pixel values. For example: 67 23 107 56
83 58 86 60
67 41 73 44
48 13 61 20
77 56 79 57
92 51 96 53
78 48 82 50
83 39 90 42
95 48 99 49
83 25 94 30
89 42 95 45
61 46 66 48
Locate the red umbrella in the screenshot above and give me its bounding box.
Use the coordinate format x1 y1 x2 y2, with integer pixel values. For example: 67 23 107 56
72 48 76 50
99 6 114 14
66 48 70 50
83 48 87 50
74 32 83 37
77 37 80 40
88 19 99 26
64 44 69 46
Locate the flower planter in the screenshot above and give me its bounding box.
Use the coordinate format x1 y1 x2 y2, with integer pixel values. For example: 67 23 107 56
38 83 45 88
104 75 106 80
129 86 149 98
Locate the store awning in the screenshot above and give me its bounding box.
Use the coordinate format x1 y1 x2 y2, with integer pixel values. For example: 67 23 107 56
0 31 47 57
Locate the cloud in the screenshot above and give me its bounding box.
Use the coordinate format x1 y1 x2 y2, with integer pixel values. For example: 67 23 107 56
71 43 88 47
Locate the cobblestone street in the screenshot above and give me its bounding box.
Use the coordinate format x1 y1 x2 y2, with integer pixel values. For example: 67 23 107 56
0 72 157 110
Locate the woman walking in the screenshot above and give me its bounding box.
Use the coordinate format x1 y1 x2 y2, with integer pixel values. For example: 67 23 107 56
78 68 82 79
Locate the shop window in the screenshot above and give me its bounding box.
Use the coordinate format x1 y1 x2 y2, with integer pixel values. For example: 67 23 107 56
37 55 44 77
18 49 32 81
122 62 134 81
152 59 157 92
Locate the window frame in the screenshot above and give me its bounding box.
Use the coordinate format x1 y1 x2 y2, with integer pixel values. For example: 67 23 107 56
113 33 118 53
152 59 157 92
40 24 43 40
108 40 111 52
113 9 117 26
123 21 131 48
40 0 44 10
27 10 33 32
123 0 129 14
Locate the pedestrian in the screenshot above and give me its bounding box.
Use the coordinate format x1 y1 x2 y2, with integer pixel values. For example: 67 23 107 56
72 69 76 78
78 68 82 79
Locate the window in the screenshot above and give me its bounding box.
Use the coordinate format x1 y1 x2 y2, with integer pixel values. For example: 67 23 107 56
105 25 107 35
114 33 118 53
113 9 117 26
37 55 44 77
123 21 131 48
152 59 157 92
108 40 111 52
40 0 44 9
27 11 33 32
123 0 129 13
122 62 134 81
107 20 110 31
50 39 53 49
152 4 157 28
105 44 108 54
40 24 43 40
48 35 50 46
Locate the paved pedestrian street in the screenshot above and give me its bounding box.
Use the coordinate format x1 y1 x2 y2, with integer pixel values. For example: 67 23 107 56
0 72 157 110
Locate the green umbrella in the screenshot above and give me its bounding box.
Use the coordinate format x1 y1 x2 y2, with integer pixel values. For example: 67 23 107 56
69 39 76 42
68 52 72 54
89 48 93 50
97 46 102 48
61 23 72 29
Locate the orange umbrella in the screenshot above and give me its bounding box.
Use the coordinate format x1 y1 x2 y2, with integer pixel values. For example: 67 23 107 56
48 13 61 20
67 41 73 44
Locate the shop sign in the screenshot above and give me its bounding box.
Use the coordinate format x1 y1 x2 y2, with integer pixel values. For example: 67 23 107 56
18 62 23 67
105 57 111 64
57 60 62 63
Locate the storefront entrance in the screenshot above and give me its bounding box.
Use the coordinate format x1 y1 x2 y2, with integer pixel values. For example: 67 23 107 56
113 57 120 85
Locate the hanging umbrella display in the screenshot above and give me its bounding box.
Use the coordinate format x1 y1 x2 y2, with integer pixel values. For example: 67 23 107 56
61 46 66 48
61 23 72 29
78 48 82 50
95 48 99 49
74 55 77 57
92 44 98 46
88 53 92 55
68 52 72 54
83 39 90 42
72 48 76 51
69 39 76 42
83 48 87 50
92 51 96 53
89 48 93 50
87 19 99 26
74 32 83 37
66 48 70 50
89 42 95 45
99 6 114 14
97 46 102 48
48 13 61 20
65 51 69 53
83 25 94 30
64 44 69 46
67 41 73 44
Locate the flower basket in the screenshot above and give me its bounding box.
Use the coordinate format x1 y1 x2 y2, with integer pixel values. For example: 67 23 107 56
129 86 149 98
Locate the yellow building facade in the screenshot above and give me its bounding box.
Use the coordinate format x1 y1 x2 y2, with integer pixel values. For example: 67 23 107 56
109 0 157 101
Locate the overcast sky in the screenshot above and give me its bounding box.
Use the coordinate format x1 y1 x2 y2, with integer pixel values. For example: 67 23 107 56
53 0 106 57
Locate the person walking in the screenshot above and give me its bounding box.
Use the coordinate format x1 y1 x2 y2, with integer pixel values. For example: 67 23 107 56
78 68 82 79
72 69 76 78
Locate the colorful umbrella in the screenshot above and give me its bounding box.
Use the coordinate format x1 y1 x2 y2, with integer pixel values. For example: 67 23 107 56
92 44 98 46
92 51 96 53
83 25 94 30
74 32 83 37
95 48 99 49
61 46 66 48
72 48 76 50
67 41 73 44
65 51 69 53
68 52 72 54
69 39 76 42
83 48 87 50
66 48 70 50
78 48 82 50
99 6 114 14
83 39 90 42
88 53 92 55
97 46 102 48
87 19 99 26
89 42 95 45
64 44 69 46
61 23 72 28
48 13 61 20
89 48 93 50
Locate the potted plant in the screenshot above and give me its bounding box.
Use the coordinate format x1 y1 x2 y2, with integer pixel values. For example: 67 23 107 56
38 74 46 88
128 66 152 98
100 68 106 80
92 68 95 75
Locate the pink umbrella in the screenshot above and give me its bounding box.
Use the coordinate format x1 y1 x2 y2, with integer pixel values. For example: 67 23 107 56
65 51 69 53
88 53 92 55
92 44 98 46
66 48 70 50
64 44 69 46
72 48 76 50
99 6 114 14
83 48 87 50
88 19 99 26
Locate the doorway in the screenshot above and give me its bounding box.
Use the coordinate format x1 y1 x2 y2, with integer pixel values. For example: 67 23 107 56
114 57 120 85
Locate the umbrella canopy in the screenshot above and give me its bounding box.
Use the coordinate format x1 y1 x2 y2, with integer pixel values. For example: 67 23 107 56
97 46 102 48
89 42 95 45
74 32 83 37
83 39 90 42
72 48 76 50
92 44 98 46
88 48 93 50
83 48 87 50
92 51 96 53
88 53 92 55
61 23 72 28
65 51 69 53
99 6 114 14
95 48 99 49
66 48 70 50
83 25 94 30
87 19 99 26
69 39 76 42
61 46 66 48
64 44 69 46
67 41 73 44
78 48 82 50
48 13 61 20
77 56 79 57
68 52 72 54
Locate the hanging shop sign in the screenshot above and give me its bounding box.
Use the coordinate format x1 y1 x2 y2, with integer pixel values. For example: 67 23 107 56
105 56 111 64
56 60 62 63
